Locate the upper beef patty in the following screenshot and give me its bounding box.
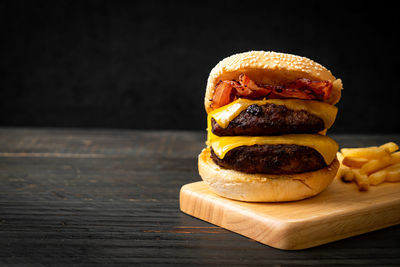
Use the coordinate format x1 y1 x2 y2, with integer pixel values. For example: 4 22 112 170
211 103 325 136
210 144 326 174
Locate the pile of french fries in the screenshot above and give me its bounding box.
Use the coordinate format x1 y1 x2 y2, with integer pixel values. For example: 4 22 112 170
336 142 400 191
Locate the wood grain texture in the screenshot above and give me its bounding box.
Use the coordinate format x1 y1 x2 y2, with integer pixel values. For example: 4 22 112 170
180 181 400 250
1 128 400 266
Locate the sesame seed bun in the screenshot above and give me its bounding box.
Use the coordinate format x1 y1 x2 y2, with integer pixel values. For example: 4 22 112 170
198 148 339 202
205 51 343 113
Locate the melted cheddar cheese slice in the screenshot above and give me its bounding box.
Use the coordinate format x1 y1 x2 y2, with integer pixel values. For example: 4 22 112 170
208 133 339 165
209 98 338 129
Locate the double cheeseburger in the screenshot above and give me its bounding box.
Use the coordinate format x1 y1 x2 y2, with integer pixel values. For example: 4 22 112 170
198 51 342 202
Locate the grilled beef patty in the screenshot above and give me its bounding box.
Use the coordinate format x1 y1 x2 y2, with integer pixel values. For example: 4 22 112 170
211 103 325 136
210 144 326 174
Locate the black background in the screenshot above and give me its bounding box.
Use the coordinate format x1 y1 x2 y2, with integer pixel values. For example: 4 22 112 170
1 1 399 133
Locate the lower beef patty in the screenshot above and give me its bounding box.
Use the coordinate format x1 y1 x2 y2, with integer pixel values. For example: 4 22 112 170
210 144 326 174
212 103 325 136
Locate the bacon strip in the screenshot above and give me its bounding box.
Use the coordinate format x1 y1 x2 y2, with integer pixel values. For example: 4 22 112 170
238 74 272 98
212 75 332 109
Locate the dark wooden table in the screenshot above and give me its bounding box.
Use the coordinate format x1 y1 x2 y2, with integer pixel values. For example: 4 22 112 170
1 128 400 266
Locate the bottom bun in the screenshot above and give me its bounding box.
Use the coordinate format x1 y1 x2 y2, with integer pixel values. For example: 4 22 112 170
198 148 339 202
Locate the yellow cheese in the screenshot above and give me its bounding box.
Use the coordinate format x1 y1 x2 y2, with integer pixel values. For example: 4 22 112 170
209 98 338 129
209 133 339 165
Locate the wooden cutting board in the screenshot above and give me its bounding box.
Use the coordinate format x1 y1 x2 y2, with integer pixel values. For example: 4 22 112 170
180 179 400 250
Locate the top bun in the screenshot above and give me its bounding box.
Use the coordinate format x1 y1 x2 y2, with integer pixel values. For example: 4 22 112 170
205 51 342 113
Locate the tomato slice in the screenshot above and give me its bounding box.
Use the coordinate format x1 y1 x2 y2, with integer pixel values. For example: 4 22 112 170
212 81 235 109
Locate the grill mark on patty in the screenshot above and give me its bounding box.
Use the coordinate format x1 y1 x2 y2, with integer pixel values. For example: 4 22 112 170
210 144 326 174
211 103 325 136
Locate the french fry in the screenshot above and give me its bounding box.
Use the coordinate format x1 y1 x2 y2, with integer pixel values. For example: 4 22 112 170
368 169 387 185
342 157 368 168
342 167 355 182
340 146 390 159
368 163 400 184
352 169 369 191
361 151 400 175
335 153 354 182
385 163 400 182
339 142 400 190
390 151 400 164
360 155 392 175
379 142 399 153
336 152 344 163
336 164 354 182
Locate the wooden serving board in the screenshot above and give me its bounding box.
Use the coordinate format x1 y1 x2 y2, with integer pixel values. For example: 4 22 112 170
180 179 400 250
